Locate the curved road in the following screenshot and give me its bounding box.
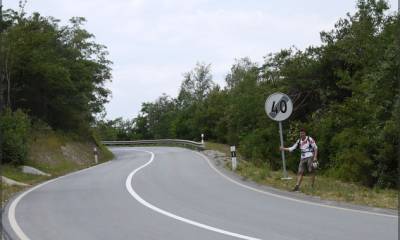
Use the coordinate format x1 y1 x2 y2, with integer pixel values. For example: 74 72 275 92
2 147 398 240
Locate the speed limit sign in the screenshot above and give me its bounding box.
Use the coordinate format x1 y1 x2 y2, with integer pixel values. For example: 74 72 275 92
265 92 293 121
265 92 293 180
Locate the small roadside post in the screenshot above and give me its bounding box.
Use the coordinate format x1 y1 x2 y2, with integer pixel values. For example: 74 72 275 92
230 146 237 171
93 147 98 164
265 92 293 180
201 133 204 145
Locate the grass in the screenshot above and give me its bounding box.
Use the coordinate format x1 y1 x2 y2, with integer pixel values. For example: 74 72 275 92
2 164 50 207
205 141 398 210
205 142 231 156
1 129 114 207
2 165 50 184
2 185 26 207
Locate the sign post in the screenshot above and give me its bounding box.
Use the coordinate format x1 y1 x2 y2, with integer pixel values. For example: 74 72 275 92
93 147 98 164
230 146 237 171
278 121 289 179
201 133 204 144
265 92 293 180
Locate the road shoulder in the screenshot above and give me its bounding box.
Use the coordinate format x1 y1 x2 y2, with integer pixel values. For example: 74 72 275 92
201 149 398 217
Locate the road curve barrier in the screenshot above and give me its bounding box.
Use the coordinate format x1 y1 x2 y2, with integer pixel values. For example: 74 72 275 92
101 139 205 150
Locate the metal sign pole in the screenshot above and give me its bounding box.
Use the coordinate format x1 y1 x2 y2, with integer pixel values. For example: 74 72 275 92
265 92 293 180
279 121 290 179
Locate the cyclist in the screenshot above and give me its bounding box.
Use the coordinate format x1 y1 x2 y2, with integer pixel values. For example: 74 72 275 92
280 128 318 191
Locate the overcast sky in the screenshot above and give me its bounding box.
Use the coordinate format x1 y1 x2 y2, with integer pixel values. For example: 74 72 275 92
4 0 398 119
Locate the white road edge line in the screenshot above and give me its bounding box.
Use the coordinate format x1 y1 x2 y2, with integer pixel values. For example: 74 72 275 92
7 161 112 240
126 149 261 240
194 151 398 219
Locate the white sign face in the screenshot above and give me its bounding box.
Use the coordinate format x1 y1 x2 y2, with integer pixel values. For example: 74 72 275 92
265 92 293 121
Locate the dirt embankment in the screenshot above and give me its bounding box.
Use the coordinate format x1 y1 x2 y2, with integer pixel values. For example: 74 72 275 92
1 130 114 207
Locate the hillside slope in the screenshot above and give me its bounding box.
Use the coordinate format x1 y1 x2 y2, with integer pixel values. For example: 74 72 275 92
2 129 114 207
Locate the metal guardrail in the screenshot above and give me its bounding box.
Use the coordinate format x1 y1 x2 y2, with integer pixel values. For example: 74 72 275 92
101 139 205 150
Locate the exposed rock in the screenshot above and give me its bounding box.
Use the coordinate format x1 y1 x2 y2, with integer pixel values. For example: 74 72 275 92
1 176 30 187
203 150 228 162
21 166 51 176
61 143 91 165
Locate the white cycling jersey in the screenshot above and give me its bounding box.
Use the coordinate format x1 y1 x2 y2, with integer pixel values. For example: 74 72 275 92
288 136 318 159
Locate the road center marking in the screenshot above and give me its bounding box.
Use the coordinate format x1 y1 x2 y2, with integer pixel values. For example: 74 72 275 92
125 149 261 240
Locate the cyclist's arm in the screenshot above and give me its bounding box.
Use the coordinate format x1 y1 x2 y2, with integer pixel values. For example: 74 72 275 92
313 147 318 160
310 137 318 160
286 141 298 152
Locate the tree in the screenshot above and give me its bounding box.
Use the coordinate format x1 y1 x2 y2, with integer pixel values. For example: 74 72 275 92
177 62 214 107
1 9 112 131
226 57 258 89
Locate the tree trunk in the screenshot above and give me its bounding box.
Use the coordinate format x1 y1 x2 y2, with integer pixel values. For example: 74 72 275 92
5 54 10 107
0 70 4 112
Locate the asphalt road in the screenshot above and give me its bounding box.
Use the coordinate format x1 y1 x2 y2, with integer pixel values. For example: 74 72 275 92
2 147 398 240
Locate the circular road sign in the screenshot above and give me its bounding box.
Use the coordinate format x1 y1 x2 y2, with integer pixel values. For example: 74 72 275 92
265 92 293 121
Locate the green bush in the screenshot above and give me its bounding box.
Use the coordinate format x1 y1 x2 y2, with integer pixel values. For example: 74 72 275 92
239 128 281 170
0 109 31 165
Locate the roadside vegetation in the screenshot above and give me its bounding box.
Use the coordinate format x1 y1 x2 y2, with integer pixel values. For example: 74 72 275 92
205 142 398 209
1 2 114 205
95 0 399 208
2 127 113 207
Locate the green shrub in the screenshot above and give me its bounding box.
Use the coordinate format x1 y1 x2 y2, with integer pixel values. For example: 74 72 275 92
326 128 375 186
0 108 31 165
238 127 282 170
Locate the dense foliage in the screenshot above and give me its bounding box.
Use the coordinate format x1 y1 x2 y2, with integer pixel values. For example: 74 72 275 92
0 3 112 164
96 0 399 188
0 4 112 131
0 108 30 165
